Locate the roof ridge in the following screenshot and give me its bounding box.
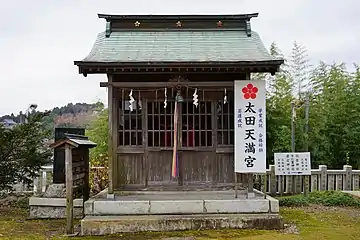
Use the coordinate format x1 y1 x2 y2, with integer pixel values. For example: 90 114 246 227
98 13 259 21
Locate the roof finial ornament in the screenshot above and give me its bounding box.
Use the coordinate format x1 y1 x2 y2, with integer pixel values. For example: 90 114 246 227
176 21 182 28
134 21 141 27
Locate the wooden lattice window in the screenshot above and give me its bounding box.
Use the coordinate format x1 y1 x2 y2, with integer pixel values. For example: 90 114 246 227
217 97 234 146
118 94 143 146
147 100 175 147
181 101 212 147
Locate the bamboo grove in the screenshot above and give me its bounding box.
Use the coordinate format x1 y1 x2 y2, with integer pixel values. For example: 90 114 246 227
261 42 360 169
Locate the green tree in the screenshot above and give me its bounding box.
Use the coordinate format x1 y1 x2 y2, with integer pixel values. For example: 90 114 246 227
266 42 294 164
290 41 310 99
346 64 360 168
0 112 52 190
289 42 311 153
308 63 354 168
86 109 108 166
85 109 109 192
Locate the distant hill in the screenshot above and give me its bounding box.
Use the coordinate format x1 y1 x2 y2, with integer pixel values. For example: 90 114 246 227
0 102 104 134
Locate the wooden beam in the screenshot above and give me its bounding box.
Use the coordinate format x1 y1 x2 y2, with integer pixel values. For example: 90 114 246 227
100 81 235 88
65 144 74 235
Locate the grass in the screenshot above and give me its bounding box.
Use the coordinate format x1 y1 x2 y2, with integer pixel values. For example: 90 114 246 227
278 190 360 207
1 191 360 239
1 207 360 239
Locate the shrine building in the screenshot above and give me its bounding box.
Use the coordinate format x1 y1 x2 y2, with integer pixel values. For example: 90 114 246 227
74 13 283 195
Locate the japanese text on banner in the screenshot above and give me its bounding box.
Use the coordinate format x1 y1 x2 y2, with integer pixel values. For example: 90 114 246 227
234 80 266 173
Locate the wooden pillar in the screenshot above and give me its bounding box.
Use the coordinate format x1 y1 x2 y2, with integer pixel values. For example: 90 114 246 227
142 99 149 188
83 148 90 203
211 99 219 191
112 87 119 189
65 144 74 235
107 74 114 199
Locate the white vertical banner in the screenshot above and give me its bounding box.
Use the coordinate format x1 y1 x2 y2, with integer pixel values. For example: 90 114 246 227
234 80 266 173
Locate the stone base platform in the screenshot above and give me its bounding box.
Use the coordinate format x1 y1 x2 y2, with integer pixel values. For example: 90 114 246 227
81 213 283 235
81 190 281 235
29 197 83 219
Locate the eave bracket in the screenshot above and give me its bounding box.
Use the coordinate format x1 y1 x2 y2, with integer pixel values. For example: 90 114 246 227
105 21 111 38
245 20 251 37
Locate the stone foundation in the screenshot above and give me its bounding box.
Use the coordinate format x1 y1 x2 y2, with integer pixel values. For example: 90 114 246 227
81 214 283 235
29 197 83 219
81 190 282 235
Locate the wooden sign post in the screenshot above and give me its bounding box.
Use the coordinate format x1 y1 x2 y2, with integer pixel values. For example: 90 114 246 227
65 144 74 234
50 133 96 236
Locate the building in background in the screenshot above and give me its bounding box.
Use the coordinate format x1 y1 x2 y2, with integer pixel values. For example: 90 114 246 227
0 118 17 129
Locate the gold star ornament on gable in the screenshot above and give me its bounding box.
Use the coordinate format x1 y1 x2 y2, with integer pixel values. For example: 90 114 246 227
176 21 182 28
134 21 141 27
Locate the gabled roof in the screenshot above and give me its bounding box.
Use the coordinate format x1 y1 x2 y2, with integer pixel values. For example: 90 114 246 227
81 30 277 63
50 133 97 149
74 13 283 74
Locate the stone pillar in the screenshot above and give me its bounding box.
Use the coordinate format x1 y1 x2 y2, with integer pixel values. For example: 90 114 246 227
319 165 327 191
343 165 352 191
269 165 276 195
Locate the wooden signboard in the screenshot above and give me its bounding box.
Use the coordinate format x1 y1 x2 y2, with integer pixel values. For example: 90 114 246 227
50 134 96 235
53 128 85 184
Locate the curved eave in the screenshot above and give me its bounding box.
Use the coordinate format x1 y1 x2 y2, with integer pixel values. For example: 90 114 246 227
74 60 283 76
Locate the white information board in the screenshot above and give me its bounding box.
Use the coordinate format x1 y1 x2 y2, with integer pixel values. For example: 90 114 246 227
234 80 266 173
274 152 311 176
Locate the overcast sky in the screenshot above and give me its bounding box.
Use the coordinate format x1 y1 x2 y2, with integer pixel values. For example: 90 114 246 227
1 0 359 116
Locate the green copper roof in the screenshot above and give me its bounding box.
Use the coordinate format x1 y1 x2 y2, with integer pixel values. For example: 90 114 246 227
81 30 277 63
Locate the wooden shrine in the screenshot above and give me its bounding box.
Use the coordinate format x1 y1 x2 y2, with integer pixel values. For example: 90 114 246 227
74 13 284 195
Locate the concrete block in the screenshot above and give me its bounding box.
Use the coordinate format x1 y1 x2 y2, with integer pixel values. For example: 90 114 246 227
29 197 83 207
81 214 283 235
107 193 115 200
29 197 84 219
150 200 203 214
29 206 83 219
204 199 269 213
247 192 256 199
84 199 94 215
42 184 66 198
265 195 279 213
93 200 150 215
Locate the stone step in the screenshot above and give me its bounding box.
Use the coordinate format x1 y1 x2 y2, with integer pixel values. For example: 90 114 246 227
81 214 283 235
85 198 279 215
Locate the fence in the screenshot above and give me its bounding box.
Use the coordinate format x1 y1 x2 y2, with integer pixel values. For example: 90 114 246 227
30 166 106 194
14 164 360 195
261 165 360 195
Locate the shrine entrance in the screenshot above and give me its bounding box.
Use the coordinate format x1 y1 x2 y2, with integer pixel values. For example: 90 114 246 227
117 83 236 190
